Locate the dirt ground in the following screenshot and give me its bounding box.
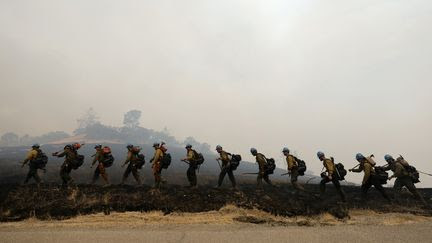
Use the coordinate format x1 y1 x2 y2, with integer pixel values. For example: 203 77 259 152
1 206 432 243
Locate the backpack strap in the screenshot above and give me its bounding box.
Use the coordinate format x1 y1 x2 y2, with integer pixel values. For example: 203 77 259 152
291 155 298 166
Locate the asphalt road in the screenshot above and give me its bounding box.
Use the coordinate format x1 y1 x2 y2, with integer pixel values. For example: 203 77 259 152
2 222 432 243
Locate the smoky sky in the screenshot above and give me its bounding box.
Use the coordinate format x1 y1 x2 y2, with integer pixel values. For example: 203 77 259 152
1 1 431 185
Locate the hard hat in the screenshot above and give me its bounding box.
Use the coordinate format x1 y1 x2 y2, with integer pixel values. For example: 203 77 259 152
384 154 394 163
356 153 365 161
317 151 325 158
250 148 257 154
216 145 222 150
282 147 290 153
185 144 192 149
94 144 102 149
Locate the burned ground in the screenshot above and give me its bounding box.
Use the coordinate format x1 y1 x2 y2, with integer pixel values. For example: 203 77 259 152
1 182 431 222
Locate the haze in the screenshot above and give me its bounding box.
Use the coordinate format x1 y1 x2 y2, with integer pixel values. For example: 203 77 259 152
1 1 431 185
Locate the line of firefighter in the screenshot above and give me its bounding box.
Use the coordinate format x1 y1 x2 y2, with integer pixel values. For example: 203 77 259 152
21 143 428 205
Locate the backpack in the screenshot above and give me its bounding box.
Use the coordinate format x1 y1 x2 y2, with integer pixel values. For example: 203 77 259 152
102 147 115 168
396 156 410 167
406 165 420 184
132 146 141 154
265 158 276 175
331 157 347 181
335 163 347 180
229 154 242 171
135 153 146 169
161 153 172 169
32 150 48 169
70 154 85 170
396 156 419 183
293 156 307 176
374 166 389 184
103 146 111 154
193 150 205 165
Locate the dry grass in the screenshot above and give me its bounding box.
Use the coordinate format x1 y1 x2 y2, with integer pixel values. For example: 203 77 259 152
1 205 432 230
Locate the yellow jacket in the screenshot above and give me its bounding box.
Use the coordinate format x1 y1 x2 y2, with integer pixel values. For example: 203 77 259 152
219 150 230 166
393 162 409 178
286 155 297 171
23 149 38 164
352 162 374 184
256 153 267 172
125 151 138 165
186 150 195 162
323 158 335 176
56 147 77 163
153 148 164 164
92 150 104 165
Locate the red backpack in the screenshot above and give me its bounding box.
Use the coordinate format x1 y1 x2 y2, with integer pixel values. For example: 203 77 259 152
103 146 111 154
132 146 141 154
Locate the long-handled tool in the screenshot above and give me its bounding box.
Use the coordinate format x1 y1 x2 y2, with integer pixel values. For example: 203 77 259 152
181 160 190 165
216 159 222 171
419 171 432 177
305 177 316 184
350 164 360 170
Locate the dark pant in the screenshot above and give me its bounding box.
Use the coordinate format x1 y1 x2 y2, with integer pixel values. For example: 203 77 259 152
361 176 390 201
92 163 109 184
218 166 236 188
320 176 346 201
60 163 73 186
25 165 41 184
257 171 272 187
394 176 427 204
187 165 197 186
290 169 304 192
122 164 141 185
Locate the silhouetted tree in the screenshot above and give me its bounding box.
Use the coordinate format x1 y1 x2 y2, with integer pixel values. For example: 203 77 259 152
75 108 100 134
19 134 32 145
123 110 142 128
77 108 99 129
0 132 19 146
183 136 211 153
